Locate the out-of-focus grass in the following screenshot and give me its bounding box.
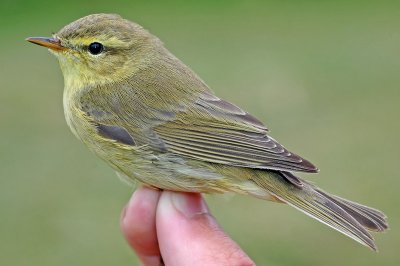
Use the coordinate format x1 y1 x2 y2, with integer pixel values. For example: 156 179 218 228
1 1 399 265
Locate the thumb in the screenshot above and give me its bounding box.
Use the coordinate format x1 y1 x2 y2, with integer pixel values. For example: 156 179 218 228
156 191 254 266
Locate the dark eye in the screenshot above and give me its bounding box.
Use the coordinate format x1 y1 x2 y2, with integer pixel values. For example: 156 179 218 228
88 42 104 55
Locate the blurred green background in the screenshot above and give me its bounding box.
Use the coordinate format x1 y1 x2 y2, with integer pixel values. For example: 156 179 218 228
1 0 399 265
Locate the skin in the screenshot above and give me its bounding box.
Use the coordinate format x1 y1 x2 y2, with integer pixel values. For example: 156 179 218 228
27 13 387 253
121 186 255 266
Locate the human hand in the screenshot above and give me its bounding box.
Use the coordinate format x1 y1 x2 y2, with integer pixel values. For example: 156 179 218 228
121 186 255 266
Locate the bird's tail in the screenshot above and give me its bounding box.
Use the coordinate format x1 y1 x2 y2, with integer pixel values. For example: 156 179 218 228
251 171 388 250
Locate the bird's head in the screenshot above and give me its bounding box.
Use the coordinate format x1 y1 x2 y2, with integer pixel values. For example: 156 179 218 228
27 14 160 88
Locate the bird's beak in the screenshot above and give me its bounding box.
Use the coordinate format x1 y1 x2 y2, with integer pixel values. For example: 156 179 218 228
26 37 66 51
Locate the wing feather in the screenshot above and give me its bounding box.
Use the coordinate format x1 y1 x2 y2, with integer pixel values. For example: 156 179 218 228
153 92 318 173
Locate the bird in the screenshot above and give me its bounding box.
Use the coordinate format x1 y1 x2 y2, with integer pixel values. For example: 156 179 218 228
27 13 388 250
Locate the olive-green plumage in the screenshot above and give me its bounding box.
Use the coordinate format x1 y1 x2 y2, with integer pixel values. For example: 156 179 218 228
27 13 388 250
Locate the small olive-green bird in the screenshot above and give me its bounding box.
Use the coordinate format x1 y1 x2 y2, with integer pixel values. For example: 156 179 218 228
27 13 387 250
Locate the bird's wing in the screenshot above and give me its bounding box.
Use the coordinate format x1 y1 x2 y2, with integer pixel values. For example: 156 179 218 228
82 84 317 175
151 91 318 174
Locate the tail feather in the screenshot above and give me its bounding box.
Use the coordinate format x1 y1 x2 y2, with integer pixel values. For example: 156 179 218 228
315 189 388 232
251 171 388 251
284 188 378 250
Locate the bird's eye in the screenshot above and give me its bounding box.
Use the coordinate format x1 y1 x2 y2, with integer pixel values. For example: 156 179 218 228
88 42 104 55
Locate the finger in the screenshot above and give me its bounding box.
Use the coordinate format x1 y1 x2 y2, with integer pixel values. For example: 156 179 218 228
156 191 255 266
121 186 162 266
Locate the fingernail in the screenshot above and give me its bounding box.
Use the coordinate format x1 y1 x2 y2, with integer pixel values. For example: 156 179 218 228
139 255 161 266
121 206 127 221
121 190 138 225
122 186 161 226
171 192 208 218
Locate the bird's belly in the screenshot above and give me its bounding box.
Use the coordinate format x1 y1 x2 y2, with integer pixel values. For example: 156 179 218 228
62 91 276 198
63 108 275 198
63 109 277 199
